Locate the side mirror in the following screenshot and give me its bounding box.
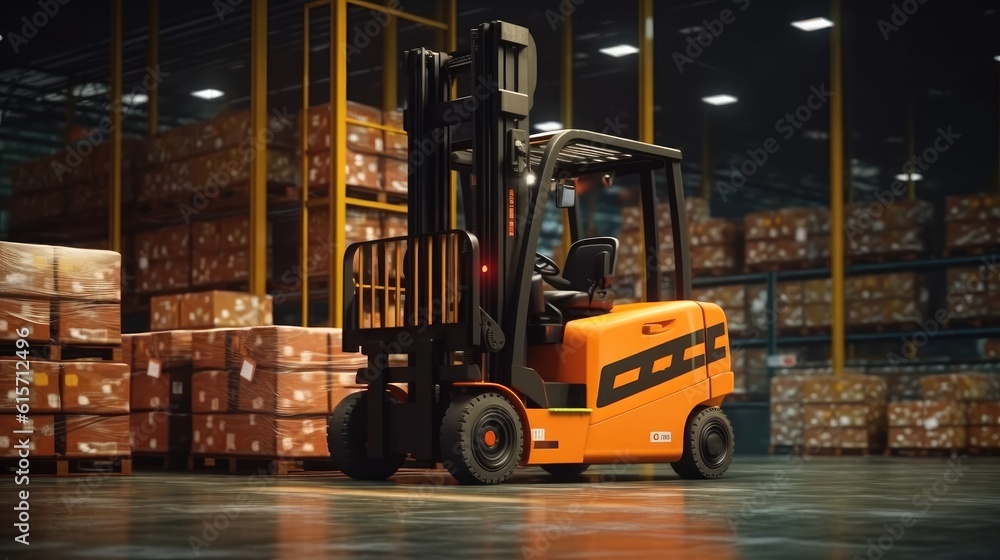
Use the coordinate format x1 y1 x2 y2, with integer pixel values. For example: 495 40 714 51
555 181 576 208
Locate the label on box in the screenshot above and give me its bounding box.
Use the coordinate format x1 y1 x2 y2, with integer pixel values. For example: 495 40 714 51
148 359 162 379
172 382 183 395
240 359 256 382
795 226 807 242
35 372 49 386
924 417 940 431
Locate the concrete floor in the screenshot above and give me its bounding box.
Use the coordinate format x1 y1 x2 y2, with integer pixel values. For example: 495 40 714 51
3 456 999 559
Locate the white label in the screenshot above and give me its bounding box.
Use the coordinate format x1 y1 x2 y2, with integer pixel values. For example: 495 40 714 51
47 394 60 408
172 382 183 395
226 433 235 451
240 359 255 382
795 226 807 242
924 417 940 431
650 431 672 443
531 428 545 441
147 359 162 378
766 354 797 368
139 256 149 270
251 440 261 452
282 437 293 451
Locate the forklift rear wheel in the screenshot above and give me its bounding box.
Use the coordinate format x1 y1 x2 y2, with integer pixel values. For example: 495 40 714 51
328 391 405 481
441 392 524 485
541 463 590 478
671 406 734 480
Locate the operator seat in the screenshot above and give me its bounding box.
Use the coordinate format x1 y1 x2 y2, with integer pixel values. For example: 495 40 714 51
544 237 618 313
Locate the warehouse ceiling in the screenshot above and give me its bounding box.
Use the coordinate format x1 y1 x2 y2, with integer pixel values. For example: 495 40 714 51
0 0 998 215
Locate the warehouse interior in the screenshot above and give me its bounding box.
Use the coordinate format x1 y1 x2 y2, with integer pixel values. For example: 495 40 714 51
1 0 1000 558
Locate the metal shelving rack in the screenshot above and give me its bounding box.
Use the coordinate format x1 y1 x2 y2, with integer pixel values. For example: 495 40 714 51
299 0 456 327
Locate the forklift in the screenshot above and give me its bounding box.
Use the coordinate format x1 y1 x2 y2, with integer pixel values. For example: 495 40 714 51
329 21 736 485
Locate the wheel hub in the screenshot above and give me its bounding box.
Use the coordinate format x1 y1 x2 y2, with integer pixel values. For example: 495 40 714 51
472 408 516 472
701 420 730 469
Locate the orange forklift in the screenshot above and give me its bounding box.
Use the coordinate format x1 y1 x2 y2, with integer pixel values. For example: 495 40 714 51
329 21 736 484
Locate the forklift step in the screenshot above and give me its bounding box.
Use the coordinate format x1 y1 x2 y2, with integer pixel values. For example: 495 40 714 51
547 408 592 413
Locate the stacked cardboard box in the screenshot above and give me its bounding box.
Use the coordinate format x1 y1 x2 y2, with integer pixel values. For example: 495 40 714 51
9 141 141 231
191 216 273 287
744 208 829 269
887 372 997 451
845 200 932 259
0 242 130 464
945 267 1000 321
136 224 191 294
801 376 887 450
382 109 408 195
149 291 273 331
304 207 385 277
944 194 1000 253
140 110 296 205
967 401 1000 450
127 331 193 460
302 102 385 192
687 219 741 274
190 326 366 458
770 373 886 451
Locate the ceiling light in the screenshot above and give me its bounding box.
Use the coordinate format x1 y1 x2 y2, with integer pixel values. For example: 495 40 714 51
791 17 834 31
895 172 923 182
191 88 225 100
123 93 148 105
994 55 1000 62
702 94 738 106
599 44 639 58
534 121 563 132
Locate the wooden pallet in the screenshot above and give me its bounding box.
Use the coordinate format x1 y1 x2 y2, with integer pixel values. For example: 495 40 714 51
0 341 123 362
132 453 189 471
0 456 132 476
188 455 337 475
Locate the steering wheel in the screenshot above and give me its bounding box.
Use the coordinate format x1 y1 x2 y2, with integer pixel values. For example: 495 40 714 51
534 252 560 277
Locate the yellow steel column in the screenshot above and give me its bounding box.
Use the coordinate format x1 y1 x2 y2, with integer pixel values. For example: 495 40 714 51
249 0 268 296
383 3 397 112
109 0 123 253
329 0 348 327
447 0 458 229
147 0 159 135
301 4 313 326
560 10 573 254
830 0 845 375
638 0 654 144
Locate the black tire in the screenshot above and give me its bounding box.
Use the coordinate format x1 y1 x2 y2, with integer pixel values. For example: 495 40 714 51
440 392 524 485
671 406 734 480
328 391 405 481
541 463 590 478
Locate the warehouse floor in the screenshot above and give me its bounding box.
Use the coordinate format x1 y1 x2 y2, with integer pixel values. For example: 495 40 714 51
9 456 1000 559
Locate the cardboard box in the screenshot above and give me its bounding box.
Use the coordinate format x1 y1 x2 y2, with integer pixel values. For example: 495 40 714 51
769 402 804 446
149 330 194 369
131 333 153 371
920 373 995 401
239 326 336 370
179 291 273 330
191 370 233 413
130 412 192 453
131 367 191 413
61 362 130 414
137 258 190 294
0 360 60 412
967 402 1000 425
150 294 183 330
0 298 51 342
887 400 966 428
54 247 122 302
888 427 924 449
192 413 329 457
0 415 56 457
0 241 55 298
55 301 121 345
64 414 131 457
925 426 966 449
968 426 1000 448
192 329 240 371
237 369 330 415
800 375 887 404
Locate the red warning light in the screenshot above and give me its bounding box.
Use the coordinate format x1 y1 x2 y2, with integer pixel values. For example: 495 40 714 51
482 265 488 273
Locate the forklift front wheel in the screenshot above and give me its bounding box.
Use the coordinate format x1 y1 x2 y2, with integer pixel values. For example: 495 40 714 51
671 406 734 480
328 391 405 481
441 392 524 485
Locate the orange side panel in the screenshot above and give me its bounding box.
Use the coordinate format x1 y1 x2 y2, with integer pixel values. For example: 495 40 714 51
583 377 712 463
522 409 590 465
699 302 732 378
710 370 735 399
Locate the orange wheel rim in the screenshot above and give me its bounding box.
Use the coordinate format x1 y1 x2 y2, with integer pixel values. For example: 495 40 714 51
483 429 497 447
